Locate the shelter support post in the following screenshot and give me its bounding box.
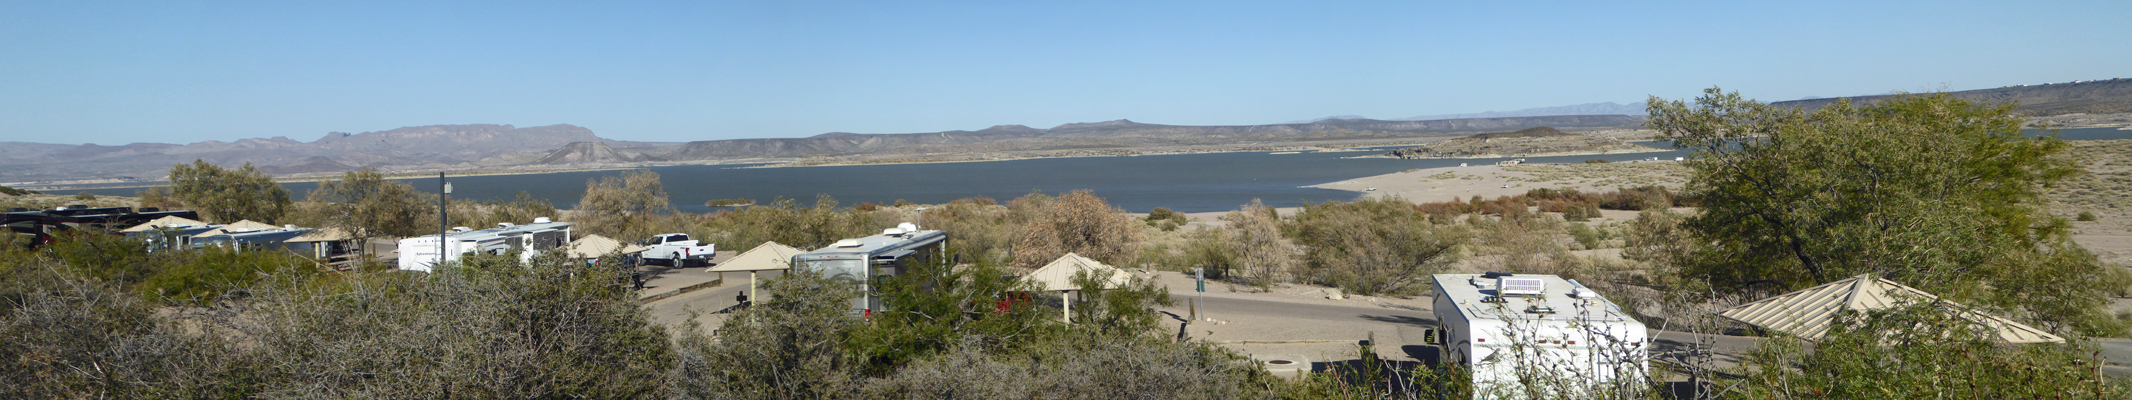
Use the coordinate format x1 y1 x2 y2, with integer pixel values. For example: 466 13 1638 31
1063 290 1072 324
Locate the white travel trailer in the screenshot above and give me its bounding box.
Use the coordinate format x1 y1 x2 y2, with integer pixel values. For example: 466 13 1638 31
398 218 574 272
791 223 945 315
1429 273 1648 398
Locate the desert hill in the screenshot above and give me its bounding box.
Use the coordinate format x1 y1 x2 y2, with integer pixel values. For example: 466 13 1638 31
654 115 1646 161
1772 78 2132 116
0 124 634 184
1381 126 1664 159
534 141 653 165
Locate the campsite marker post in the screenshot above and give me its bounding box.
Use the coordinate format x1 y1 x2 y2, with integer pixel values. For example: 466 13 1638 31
1195 268 1205 321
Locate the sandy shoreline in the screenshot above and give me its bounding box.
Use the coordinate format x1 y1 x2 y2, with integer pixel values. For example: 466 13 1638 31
1303 161 1692 204
742 142 1430 169
1341 146 1672 160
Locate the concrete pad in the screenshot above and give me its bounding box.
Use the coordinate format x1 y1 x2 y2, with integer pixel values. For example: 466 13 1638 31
636 250 736 302
1251 354 1311 379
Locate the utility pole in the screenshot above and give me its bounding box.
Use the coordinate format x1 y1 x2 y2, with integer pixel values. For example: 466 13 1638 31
438 172 450 268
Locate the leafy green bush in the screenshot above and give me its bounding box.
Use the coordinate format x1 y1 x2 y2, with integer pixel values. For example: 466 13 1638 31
1566 223 1605 249
135 246 316 306
1650 89 2129 336
1146 206 1188 225
2078 210 2099 221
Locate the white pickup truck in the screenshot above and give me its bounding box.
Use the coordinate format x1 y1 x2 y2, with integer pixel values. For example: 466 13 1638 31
641 233 716 267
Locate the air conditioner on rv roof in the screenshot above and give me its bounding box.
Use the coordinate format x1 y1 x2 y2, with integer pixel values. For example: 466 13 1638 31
1497 277 1545 296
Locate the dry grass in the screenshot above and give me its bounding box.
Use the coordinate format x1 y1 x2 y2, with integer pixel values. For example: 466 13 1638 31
1503 162 1689 188
2055 140 2132 222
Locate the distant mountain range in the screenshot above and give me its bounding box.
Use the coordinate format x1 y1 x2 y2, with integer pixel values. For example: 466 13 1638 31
1285 102 1646 124
8 77 2126 186
644 116 1644 162
0 124 662 185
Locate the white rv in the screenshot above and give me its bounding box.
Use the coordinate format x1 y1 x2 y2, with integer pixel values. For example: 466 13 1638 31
398 218 574 272
1429 273 1648 398
791 223 945 315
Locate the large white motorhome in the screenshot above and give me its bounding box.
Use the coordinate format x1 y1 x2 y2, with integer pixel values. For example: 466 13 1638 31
1429 273 1648 398
398 218 574 272
791 223 945 316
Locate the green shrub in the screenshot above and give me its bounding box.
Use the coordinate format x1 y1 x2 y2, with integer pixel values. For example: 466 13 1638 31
135 246 316 306
1146 206 1188 225
2078 211 2098 221
1567 223 1604 249
1289 196 1466 295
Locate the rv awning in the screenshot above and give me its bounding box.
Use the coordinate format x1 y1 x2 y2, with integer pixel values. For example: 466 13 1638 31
190 220 283 239
1719 274 2064 344
707 241 804 272
1018 253 1133 292
120 215 209 233
566 234 643 258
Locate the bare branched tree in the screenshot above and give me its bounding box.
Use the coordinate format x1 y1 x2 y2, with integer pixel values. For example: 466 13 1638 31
574 170 672 240
1223 199 1296 286
1010 190 1141 269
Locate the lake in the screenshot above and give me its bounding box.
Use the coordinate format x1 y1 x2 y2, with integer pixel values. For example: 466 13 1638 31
78 127 2132 214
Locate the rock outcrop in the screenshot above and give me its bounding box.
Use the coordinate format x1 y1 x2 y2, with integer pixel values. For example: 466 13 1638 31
533 141 652 165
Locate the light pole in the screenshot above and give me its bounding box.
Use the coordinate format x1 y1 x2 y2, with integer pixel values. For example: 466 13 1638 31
438 172 450 268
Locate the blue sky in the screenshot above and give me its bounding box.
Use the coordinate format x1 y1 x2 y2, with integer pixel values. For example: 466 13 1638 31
3 1 2127 145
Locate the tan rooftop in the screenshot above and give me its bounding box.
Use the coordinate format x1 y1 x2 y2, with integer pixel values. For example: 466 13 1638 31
1019 253 1133 292
190 220 285 238
120 215 208 232
287 227 356 243
1719 274 2063 344
707 241 804 272
565 234 644 258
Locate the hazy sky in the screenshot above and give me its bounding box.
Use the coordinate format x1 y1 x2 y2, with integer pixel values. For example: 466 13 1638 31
4 1 2127 145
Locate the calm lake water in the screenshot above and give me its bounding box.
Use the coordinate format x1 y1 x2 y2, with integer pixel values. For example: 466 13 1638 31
79 127 2132 214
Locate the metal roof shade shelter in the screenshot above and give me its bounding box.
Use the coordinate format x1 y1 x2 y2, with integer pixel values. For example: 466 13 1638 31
188 220 283 239
705 241 805 304
1719 274 2064 344
564 234 646 259
1017 253 1134 324
119 215 209 233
